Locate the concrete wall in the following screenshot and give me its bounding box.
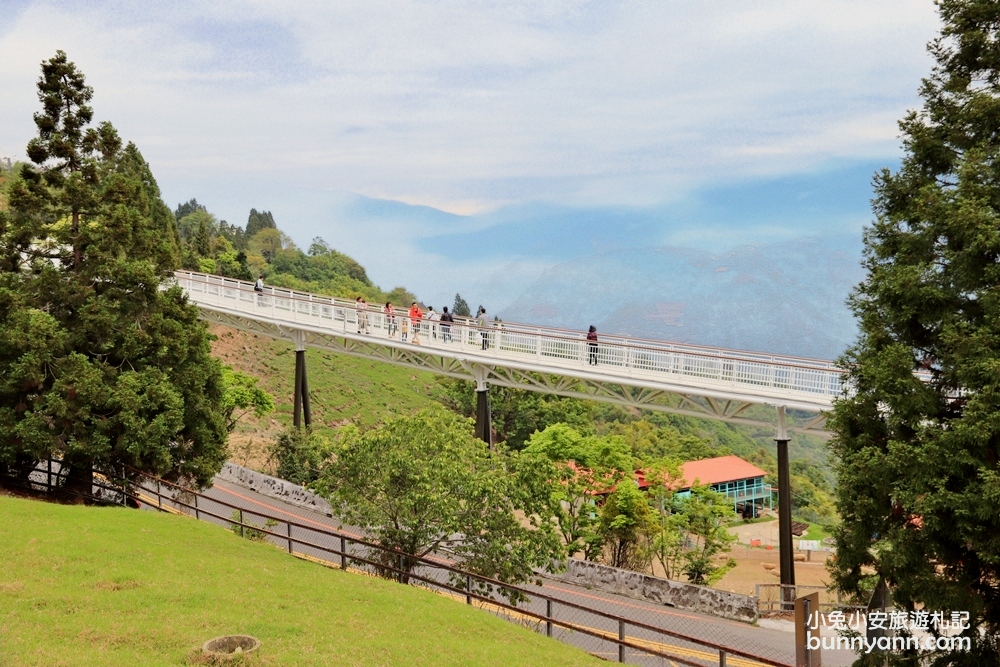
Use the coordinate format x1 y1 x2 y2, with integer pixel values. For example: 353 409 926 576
216 462 333 517
549 558 758 623
217 462 757 622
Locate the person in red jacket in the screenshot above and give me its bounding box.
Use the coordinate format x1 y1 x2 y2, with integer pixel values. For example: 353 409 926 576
587 325 598 365
409 302 423 344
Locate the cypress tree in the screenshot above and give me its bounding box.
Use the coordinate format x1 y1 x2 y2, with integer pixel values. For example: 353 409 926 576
195 218 211 257
453 293 471 317
830 3 1000 661
245 208 276 239
0 52 228 492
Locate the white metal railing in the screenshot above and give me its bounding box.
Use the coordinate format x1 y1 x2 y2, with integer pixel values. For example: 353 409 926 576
173 271 846 409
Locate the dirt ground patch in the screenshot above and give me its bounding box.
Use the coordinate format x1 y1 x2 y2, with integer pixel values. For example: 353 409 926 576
645 541 832 597
714 542 833 596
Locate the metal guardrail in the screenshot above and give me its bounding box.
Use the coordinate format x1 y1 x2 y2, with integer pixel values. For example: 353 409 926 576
755 584 864 615
8 460 794 667
173 271 845 411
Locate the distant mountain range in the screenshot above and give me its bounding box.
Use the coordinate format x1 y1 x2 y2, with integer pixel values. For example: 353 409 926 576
493 237 864 360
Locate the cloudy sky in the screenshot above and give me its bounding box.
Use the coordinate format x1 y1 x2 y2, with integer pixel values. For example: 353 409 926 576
0 1 941 318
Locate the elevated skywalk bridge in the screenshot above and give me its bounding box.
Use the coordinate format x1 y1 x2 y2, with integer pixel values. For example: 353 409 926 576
175 271 841 435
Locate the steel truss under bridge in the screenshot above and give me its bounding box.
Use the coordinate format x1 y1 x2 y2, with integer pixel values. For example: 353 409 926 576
178 271 840 436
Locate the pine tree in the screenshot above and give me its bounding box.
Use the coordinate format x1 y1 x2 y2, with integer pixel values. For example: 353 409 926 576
830 4 1000 661
453 293 471 317
0 52 228 493
195 218 211 257
245 208 276 239
174 198 205 222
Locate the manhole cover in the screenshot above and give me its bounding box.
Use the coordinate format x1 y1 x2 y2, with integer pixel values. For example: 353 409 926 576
202 635 261 656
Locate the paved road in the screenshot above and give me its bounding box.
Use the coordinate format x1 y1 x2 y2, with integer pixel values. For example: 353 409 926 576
151 477 857 667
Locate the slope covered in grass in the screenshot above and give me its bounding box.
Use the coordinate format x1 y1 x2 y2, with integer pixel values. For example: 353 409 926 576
0 495 600 667
211 324 443 467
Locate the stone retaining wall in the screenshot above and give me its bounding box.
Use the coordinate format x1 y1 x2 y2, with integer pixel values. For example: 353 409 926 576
549 558 758 623
216 462 333 517
217 463 757 622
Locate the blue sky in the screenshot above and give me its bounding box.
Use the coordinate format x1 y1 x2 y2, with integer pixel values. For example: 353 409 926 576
0 1 942 348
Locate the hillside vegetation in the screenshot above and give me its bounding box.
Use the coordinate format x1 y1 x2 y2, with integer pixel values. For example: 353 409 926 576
173 199 418 306
0 494 600 667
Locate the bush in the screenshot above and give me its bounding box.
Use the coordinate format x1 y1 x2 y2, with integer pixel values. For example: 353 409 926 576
269 428 334 486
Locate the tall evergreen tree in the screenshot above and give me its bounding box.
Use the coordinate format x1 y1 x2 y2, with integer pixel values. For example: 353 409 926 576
0 52 228 493
194 218 211 257
174 198 205 222
453 293 471 317
245 208 276 239
830 3 1000 663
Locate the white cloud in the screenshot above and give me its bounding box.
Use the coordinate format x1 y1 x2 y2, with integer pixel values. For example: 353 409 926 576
0 1 938 210
0 1 940 307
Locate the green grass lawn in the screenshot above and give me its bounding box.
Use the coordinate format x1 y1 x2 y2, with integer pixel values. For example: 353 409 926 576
0 495 600 667
802 522 832 543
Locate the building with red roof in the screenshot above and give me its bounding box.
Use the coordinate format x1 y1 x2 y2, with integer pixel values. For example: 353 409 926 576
637 455 773 517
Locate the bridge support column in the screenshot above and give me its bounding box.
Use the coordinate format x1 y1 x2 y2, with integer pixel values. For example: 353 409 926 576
775 405 795 610
293 333 311 429
472 365 492 449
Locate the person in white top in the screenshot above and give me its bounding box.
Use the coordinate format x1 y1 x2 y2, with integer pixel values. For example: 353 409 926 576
476 307 488 350
426 306 440 339
356 297 370 334
253 275 264 305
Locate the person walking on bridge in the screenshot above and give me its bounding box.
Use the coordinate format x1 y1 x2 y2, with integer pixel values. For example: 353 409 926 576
384 301 396 337
426 306 440 340
409 302 423 345
253 274 265 306
476 306 489 350
356 297 370 334
587 325 598 365
440 306 454 343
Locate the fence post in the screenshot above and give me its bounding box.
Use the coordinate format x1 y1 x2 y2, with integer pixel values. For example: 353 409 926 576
287 522 293 553
340 537 347 570
546 599 552 637
239 509 245 538
194 494 200 520
466 574 472 605
157 480 162 511
719 649 727 667
47 459 52 493
618 619 625 663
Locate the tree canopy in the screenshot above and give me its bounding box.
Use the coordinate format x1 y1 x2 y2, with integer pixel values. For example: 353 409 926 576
313 410 562 595
0 51 229 490
830 3 1000 662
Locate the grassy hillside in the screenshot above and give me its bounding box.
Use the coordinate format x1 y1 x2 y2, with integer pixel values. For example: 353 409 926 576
211 324 443 468
0 494 601 667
